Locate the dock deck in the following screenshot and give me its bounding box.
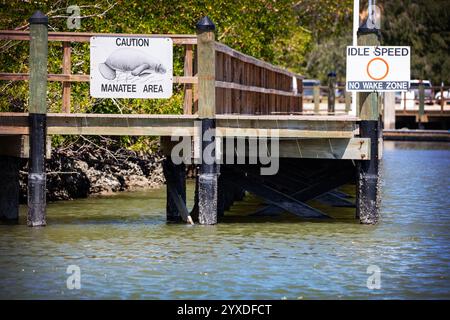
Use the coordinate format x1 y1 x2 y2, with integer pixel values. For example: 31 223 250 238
0 18 381 227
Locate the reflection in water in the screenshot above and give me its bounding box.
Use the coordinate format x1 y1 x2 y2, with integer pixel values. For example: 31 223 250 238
0 141 449 299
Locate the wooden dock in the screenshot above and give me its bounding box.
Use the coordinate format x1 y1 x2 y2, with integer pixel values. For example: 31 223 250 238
0 14 382 226
383 129 450 142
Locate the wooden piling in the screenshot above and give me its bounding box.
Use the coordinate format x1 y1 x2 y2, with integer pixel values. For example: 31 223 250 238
383 92 396 129
27 11 48 227
313 85 320 114
418 80 425 129
160 136 193 224
162 159 188 223
196 16 218 225
356 27 381 224
0 156 20 222
217 173 225 218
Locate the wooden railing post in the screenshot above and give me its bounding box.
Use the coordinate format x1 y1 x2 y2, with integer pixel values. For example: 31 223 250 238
345 89 351 113
62 42 71 113
196 16 218 225
183 44 193 114
297 77 303 113
313 84 320 113
290 76 297 113
383 92 396 129
440 82 445 113
356 26 381 225
327 72 336 113
28 11 48 227
418 80 425 129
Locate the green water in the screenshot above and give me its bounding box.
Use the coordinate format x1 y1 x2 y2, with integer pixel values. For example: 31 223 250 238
0 141 449 299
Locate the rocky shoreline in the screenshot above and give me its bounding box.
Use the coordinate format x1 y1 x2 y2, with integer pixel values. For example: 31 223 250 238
18 138 166 203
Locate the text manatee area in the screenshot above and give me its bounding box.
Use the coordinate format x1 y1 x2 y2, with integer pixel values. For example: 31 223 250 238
90 36 173 99
346 46 410 92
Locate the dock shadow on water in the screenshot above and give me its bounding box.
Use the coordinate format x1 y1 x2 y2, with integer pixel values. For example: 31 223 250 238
0 141 449 299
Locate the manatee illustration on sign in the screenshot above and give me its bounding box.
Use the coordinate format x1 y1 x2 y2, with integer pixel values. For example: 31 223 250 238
90 36 173 98
98 48 167 81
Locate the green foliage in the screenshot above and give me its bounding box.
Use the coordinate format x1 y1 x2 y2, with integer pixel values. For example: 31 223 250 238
1 0 447 138
296 0 354 82
381 0 450 84
0 0 312 116
303 0 450 85
295 0 354 43
305 34 352 84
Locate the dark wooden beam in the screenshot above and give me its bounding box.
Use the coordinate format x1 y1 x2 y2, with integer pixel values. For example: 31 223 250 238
0 156 20 222
316 193 355 208
248 161 355 216
224 167 330 219
162 158 193 224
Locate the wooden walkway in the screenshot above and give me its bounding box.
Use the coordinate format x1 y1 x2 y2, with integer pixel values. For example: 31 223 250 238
0 14 381 227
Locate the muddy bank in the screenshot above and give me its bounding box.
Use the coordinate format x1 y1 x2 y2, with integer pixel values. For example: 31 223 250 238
18 138 166 203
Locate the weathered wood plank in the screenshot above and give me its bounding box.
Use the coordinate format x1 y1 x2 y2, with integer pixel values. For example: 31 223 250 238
275 138 369 160
215 114 360 121
0 30 197 44
216 117 358 138
0 113 198 136
61 42 71 113
183 45 194 115
0 73 197 84
0 135 51 159
197 24 216 118
220 138 369 160
0 113 361 140
215 42 302 79
216 81 302 97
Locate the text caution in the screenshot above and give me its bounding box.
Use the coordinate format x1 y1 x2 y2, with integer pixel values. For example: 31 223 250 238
90 36 173 98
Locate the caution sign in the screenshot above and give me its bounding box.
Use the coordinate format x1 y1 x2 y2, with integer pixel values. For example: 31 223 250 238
90 36 173 98
346 46 410 92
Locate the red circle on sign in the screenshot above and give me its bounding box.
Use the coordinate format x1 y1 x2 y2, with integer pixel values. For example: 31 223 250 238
366 57 389 80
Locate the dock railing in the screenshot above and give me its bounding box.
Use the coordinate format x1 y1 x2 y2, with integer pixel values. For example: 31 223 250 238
397 84 450 113
304 85 352 114
0 29 304 117
214 42 303 115
0 14 381 227
0 30 198 114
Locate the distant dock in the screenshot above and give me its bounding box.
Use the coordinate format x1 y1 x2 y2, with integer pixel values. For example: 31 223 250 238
383 129 450 142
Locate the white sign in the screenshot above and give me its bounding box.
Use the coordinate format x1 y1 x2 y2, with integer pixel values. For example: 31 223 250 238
90 36 173 98
346 46 410 92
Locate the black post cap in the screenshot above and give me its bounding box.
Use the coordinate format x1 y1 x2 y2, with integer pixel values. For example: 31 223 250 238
196 16 215 32
29 10 48 25
328 71 336 78
357 19 380 37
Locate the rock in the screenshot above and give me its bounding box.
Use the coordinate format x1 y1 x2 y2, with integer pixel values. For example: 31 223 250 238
18 138 167 202
89 171 122 194
123 174 150 190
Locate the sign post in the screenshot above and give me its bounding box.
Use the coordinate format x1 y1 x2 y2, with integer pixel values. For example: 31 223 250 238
28 11 48 227
90 36 173 99
353 27 384 225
